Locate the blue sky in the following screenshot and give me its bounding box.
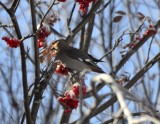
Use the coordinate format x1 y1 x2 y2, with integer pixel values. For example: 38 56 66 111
0 0 160 123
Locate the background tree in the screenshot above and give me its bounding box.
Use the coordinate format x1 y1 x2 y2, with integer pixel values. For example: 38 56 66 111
0 0 160 124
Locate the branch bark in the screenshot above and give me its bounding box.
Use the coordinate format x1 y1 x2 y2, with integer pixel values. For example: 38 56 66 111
0 2 32 124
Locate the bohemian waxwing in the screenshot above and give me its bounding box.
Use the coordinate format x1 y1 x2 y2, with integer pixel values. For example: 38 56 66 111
50 39 104 73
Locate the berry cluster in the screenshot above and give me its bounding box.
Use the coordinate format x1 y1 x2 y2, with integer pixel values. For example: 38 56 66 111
77 0 96 13
58 0 96 13
72 83 87 97
55 63 69 75
37 23 51 48
143 24 156 37
124 24 156 48
58 82 87 113
2 37 20 48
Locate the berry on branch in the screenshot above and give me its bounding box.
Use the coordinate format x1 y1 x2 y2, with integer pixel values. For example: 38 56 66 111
2 37 20 48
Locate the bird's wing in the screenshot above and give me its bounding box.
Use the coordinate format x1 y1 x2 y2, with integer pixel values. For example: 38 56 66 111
64 47 89 59
87 54 104 62
64 48 96 63
63 48 104 73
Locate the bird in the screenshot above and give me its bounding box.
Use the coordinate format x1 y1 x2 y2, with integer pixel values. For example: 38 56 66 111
50 39 105 73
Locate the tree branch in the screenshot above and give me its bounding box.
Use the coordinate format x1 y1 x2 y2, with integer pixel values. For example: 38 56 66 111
66 0 105 43
10 0 20 12
89 51 160 119
29 0 40 123
0 1 32 124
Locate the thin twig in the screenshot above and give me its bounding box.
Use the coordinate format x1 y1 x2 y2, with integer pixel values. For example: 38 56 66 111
21 32 37 41
145 36 155 63
83 5 95 52
0 23 13 28
99 31 124 61
103 111 159 124
0 21 14 37
96 0 112 14
90 52 160 119
111 19 160 75
39 0 56 27
67 2 76 27
66 0 104 43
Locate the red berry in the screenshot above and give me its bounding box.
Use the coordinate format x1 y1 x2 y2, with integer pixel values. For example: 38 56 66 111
2 37 10 41
58 0 66 2
72 83 87 97
149 24 153 28
143 32 148 38
55 64 69 75
57 97 64 103
37 25 51 39
136 37 141 41
77 0 96 13
130 43 137 47
41 27 51 37
2 37 20 48
37 39 45 48
72 87 79 97
82 86 87 94
64 109 72 113
37 31 46 39
38 38 45 43
62 97 78 109
147 25 157 36
65 91 76 99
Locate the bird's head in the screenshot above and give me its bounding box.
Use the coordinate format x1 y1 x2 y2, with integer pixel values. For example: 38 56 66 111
39 39 67 63
50 39 67 51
